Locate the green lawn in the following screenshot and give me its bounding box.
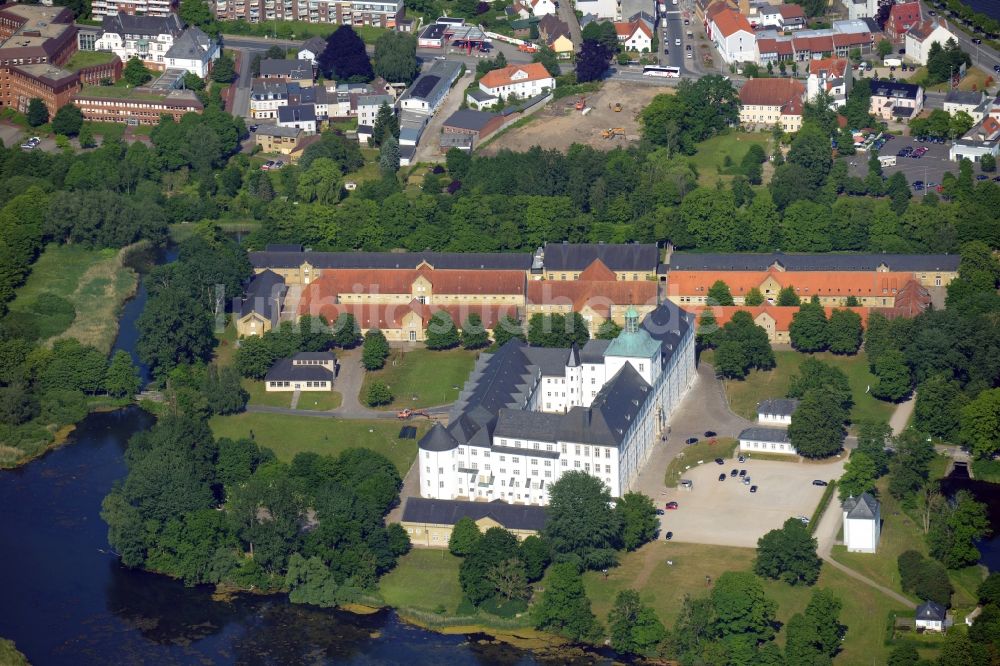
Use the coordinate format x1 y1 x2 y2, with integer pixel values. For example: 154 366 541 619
688 132 772 186
703 349 894 426
64 50 118 70
4 243 138 353
664 437 737 487
379 549 465 614
208 412 421 473
295 391 342 411
243 379 294 408
361 348 478 410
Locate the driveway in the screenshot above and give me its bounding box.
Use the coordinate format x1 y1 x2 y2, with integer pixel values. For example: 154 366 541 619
631 361 752 500
659 457 845 548
413 67 473 164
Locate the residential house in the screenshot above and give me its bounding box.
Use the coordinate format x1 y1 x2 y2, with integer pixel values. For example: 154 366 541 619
250 80 290 119
264 352 337 392
466 87 499 109
297 36 326 65
418 304 695 505
806 57 851 108
615 20 653 52
869 79 924 121
757 4 806 31
163 27 219 77
254 124 303 155
538 15 574 55
904 17 957 65
93 13 184 71
757 398 798 425
357 93 394 127
843 492 881 553
506 0 532 19
259 58 314 86
915 601 947 632
949 116 1000 163
738 77 805 132
439 108 505 151
530 0 557 15
886 1 921 42
401 497 548 547
847 0 879 20
478 63 555 101
943 89 987 122
235 269 287 336
277 103 317 133
398 59 462 114
739 426 797 455
710 8 756 64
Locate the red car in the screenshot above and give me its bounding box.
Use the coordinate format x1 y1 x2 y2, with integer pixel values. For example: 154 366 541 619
665 501 679 510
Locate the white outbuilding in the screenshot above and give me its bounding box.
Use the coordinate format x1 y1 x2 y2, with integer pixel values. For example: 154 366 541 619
842 492 881 553
756 398 798 425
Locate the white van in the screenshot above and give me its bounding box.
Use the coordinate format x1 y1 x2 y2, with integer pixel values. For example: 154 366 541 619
878 155 897 167
883 57 902 68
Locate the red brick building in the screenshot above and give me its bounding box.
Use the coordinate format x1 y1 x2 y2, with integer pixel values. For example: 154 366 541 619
0 4 78 115
73 87 203 125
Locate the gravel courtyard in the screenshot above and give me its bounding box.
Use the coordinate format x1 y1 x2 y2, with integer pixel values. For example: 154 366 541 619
658 456 846 548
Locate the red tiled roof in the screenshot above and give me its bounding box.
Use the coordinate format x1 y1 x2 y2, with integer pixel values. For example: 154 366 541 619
527 280 658 317
888 2 922 35
615 19 653 39
668 268 914 298
578 259 617 281
682 304 870 332
739 77 805 108
879 279 930 319
712 8 753 37
757 37 794 55
777 3 805 20
792 34 834 53
298 299 517 330
479 63 553 89
808 56 848 78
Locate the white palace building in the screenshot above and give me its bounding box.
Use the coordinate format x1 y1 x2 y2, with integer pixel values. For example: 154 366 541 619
417 302 696 505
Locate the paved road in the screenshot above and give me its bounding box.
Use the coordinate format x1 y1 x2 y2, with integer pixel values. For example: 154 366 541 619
888 395 915 435
554 0 582 50
413 67 474 163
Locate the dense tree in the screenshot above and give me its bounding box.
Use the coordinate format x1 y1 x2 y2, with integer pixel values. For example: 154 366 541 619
544 471 623 570
330 313 361 348
928 490 992 569
641 77 739 154
575 39 613 83
52 104 83 137
777 286 800 306
373 31 419 84
870 349 912 402
448 517 482 556
914 374 965 441
711 571 778 647
318 26 374 82
460 312 489 350
888 429 936 501
595 320 621 340
608 589 667 656
202 366 247 415
378 136 400 174
788 388 846 458
826 308 863 355
365 380 393 406
487 557 531 603
39 338 108 394
707 280 734 306
532 562 602 641
532 46 561 77
371 103 399 148
123 57 153 87
887 643 919 666
519 535 551 581
711 310 775 380
789 303 828 352
425 311 459 350
838 451 878 500
744 287 765 306
361 328 390 370
755 517 821 585
234 335 276 379
925 38 971 86
26 98 48 127
105 350 141 399
787 358 853 414
899 550 954 607
492 315 525 348
459 526 521 605
527 312 589 348
211 51 236 83
960 388 1000 459
616 492 659 551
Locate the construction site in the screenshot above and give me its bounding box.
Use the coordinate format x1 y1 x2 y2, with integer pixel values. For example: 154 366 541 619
480 80 666 154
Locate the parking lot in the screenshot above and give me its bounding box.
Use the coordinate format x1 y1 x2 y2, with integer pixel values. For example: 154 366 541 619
847 138 959 188
658 456 845 548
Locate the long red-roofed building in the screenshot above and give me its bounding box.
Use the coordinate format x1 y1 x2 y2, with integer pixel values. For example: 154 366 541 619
682 304 870 343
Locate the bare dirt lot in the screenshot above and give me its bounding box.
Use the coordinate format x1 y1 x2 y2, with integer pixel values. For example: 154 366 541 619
659 456 846 548
480 80 668 154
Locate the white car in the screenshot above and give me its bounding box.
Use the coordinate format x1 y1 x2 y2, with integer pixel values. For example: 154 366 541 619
674 38 681 45
686 51 693 58
434 55 447 60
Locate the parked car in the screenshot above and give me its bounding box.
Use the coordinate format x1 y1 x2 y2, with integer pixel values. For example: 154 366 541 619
685 44 692 51
704 430 717 438
656 509 665 515
261 160 275 170
248 125 258 132
684 18 689 24
738 455 745 463
666 501 679 510
685 437 699 445
730 469 738 477
973 38 982 44
750 485 758 493
994 64 1000 73
743 477 751 485
976 174 989 181
664 48 669 54
797 515 810 524
271 161 284 169
686 51 693 58
718 473 726 481
812 480 828 486
665 531 674 540
738 469 747 477
715 458 724 465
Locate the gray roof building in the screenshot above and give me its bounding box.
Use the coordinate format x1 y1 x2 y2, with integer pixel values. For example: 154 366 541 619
738 426 793 443
667 252 960 272
165 27 216 61
255 125 302 138
100 12 183 38
757 398 799 417
443 108 499 132
238 269 287 325
278 104 317 124
541 242 661 272
399 60 462 112
264 358 334 383
944 89 986 106
300 36 326 55
916 600 947 622
467 89 497 104
401 497 548 531
249 249 532 271
842 492 879 520
260 58 313 80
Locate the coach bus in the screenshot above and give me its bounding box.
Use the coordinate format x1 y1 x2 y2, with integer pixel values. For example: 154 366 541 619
642 65 681 78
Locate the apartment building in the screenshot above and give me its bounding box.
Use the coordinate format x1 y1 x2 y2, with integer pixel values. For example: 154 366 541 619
213 0 404 28
91 0 175 19
0 4 78 114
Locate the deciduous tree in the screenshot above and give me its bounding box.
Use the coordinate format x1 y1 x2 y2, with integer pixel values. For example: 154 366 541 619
608 589 667 656
616 492 659 551
788 388 846 458
361 328 390 370
448 516 482 556
373 31 419 84
870 349 912 402
838 451 878 500
532 562 602 641
707 280 734 306
826 308 863 354
460 312 489 349
52 103 83 136
959 388 1000 459
425 311 459 350
789 302 828 352
105 350 141 398
26 98 48 127
544 471 623 570
365 380 393 406
754 517 821 585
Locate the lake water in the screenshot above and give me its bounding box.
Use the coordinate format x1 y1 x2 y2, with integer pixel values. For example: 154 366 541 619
960 0 1000 21
940 463 1000 573
0 259 614 665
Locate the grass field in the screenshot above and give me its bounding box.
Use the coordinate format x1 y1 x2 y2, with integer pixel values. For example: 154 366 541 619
243 379 295 408
361 348 478 410
64 50 119 70
379 549 466 614
580 541 904 663
295 391 342 411
664 437 738 487
703 349 894 426
910 66 993 93
208 412 421 472
688 132 772 186
5 244 138 353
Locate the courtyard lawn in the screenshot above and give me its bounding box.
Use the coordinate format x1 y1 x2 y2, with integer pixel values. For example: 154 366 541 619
295 391 342 411
361 348 478 410
4 244 138 353
243 379 295 408
688 132 772 186
64 50 118 70
664 437 738 487
703 349 894 426
208 412 422 473
379 549 465 614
